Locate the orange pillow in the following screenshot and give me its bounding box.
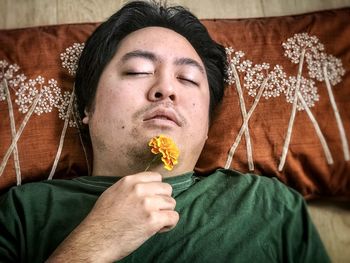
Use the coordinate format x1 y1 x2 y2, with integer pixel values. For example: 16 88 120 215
0 8 349 200
0 23 98 193
196 8 350 200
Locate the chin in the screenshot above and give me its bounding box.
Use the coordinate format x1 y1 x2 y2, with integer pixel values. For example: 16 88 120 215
144 129 178 139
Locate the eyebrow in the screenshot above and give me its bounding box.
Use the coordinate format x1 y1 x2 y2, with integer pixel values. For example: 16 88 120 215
120 49 205 75
121 50 157 63
174 57 205 74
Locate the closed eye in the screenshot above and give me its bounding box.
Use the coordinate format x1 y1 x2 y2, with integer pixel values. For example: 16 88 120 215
125 72 153 76
178 77 199 86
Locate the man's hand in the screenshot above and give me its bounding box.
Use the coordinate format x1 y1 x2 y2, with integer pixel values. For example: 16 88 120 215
47 172 179 262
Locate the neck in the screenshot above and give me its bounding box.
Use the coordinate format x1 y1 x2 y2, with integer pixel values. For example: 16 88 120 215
91 141 199 177
91 155 194 178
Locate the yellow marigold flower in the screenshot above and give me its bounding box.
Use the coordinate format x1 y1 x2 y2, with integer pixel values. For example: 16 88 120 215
148 135 179 171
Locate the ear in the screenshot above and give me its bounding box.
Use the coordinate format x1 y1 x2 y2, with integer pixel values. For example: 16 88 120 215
82 109 90 124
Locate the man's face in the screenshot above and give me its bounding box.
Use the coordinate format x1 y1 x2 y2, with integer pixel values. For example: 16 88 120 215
84 26 210 176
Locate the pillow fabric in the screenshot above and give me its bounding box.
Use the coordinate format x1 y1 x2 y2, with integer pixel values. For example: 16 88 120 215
196 8 350 200
0 23 98 193
0 8 349 200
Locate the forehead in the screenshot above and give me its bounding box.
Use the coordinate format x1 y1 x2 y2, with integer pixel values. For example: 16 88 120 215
114 26 204 65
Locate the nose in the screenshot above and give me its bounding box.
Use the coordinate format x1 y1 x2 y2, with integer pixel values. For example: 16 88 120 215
147 74 176 102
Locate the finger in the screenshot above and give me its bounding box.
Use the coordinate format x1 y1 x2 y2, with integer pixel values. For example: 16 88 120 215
131 171 163 182
158 225 174 233
133 181 173 197
110 172 162 190
156 211 180 233
141 195 176 212
158 195 176 210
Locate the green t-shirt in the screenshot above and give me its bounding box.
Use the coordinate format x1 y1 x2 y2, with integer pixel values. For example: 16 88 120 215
0 169 330 262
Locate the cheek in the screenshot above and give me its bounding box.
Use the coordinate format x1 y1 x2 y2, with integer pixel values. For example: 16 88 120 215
91 90 125 127
94 83 136 115
189 97 210 129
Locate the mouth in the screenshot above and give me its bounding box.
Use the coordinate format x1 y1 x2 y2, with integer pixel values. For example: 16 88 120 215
143 108 181 127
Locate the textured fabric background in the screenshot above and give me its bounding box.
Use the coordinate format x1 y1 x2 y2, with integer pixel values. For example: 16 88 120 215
0 8 349 198
0 24 96 192
196 9 350 200
0 3 349 262
0 0 350 29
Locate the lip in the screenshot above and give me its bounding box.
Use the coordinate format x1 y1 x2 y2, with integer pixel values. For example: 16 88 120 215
143 108 181 127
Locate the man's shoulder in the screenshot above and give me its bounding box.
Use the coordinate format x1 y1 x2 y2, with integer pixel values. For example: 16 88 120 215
202 169 304 207
1 175 119 202
204 168 288 188
1 177 88 202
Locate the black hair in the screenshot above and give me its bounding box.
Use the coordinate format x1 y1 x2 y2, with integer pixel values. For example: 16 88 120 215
75 0 227 131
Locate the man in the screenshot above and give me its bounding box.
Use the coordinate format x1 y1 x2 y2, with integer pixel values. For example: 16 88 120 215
0 1 330 262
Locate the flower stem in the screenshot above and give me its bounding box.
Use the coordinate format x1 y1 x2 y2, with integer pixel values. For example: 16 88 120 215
232 64 254 171
225 76 269 169
297 91 333 164
144 155 160 171
0 92 42 177
48 86 75 180
279 48 305 171
3 79 21 184
323 65 349 161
